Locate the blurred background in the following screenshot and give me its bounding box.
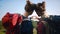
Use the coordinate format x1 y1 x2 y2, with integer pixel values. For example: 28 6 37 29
0 0 60 34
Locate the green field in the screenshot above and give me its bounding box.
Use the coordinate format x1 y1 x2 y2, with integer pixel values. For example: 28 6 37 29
0 21 5 34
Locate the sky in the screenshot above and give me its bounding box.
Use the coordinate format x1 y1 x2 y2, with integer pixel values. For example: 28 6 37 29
0 0 60 20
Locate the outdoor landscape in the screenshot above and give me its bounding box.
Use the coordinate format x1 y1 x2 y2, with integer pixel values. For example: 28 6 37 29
0 21 5 34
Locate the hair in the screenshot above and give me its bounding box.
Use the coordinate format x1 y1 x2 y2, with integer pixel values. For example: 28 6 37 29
25 1 46 16
35 1 46 16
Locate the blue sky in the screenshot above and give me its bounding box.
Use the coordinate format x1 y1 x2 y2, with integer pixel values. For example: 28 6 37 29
0 0 60 20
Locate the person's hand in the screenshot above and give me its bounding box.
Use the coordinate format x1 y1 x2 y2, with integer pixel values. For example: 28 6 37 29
35 1 46 16
25 0 35 15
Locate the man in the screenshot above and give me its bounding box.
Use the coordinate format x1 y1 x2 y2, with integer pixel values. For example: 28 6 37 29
34 1 50 34
35 1 60 34
20 0 34 34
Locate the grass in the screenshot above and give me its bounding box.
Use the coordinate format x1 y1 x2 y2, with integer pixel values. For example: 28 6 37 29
0 21 5 34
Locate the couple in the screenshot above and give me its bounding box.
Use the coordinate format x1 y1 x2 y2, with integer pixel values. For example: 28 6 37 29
24 0 48 18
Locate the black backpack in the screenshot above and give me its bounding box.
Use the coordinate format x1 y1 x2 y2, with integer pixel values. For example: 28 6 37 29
20 17 33 34
44 15 60 34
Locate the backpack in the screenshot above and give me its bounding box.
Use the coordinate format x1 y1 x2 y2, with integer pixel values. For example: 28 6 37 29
2 12 22 34
20 18 33 34
37 18 46 34
44 15 60 34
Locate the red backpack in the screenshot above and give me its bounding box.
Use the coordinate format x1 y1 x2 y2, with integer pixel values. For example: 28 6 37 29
2 12 22 34
37 18 46 34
